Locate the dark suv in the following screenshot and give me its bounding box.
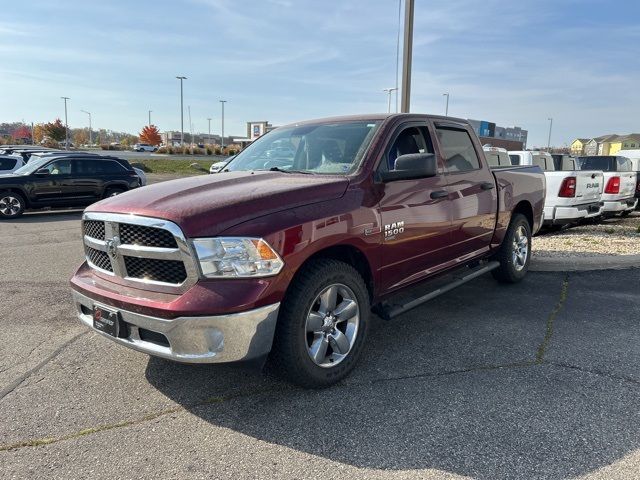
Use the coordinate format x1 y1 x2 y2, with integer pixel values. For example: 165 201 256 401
0 155 140 218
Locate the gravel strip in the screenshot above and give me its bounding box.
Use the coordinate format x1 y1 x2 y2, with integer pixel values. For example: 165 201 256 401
533 212 640 257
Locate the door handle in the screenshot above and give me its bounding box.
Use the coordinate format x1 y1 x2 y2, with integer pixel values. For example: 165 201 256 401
480 182 495 190
430 190 448 199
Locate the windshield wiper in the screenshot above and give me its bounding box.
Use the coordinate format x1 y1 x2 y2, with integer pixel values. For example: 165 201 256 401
268 166 314 174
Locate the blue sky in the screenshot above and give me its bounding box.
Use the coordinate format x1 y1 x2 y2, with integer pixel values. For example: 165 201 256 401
1 0 638 146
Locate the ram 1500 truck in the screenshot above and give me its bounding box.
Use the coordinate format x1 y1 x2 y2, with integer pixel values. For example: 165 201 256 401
70 114 545 388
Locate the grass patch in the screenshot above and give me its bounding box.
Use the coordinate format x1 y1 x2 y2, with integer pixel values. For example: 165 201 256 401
604 227 615 234
131 158 211 175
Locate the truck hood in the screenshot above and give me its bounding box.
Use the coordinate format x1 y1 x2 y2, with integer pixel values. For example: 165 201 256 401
87 171 349 237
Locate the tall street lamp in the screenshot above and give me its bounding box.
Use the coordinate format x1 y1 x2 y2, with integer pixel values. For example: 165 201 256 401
148 110 152 126
383 88 398 113
176 76 187 146
547 118 553 150
442 93 450 116
61 96 70 149
207 117 212 144
219 100 227 149
400 0 414 113
80 109 92 145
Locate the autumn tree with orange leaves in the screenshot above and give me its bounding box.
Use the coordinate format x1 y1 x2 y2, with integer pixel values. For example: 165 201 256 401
139 125 162 145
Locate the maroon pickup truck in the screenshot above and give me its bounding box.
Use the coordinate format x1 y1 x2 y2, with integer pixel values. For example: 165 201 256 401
70 114 545 388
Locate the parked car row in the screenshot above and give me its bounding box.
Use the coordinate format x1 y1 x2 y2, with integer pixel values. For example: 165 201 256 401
484 147 638 231
0 147 146 219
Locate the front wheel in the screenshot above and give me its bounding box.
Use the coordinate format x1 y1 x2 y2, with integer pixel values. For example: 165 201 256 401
0 191 25 219
103 188 125 199
492 213 531 283
270 259 370 388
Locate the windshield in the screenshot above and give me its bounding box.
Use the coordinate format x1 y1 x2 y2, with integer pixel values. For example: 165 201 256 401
225 120 381 175
13 157 51 175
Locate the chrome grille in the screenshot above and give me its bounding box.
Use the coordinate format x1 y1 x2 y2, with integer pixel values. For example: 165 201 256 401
124 257 187 284
82 213 197 292
84 220 105 240
120 224 177 248
86 247 112 272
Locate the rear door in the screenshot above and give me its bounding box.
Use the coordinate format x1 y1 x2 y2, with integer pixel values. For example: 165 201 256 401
376 122 453 292
434 123 498 259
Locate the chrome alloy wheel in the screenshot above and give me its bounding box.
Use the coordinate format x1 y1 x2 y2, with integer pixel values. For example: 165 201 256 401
512 225 529 272
305 283 360 368
0 195 21 217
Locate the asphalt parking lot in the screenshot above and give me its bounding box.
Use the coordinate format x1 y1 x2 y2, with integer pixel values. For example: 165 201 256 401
1 209 640 479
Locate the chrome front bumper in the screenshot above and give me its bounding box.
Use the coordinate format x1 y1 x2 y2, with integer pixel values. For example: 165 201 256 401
72 290 280 363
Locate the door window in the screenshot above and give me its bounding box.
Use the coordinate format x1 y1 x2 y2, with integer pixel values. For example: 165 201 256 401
0 157 18 170
382 126 434 172
46 159 72 175
435 127 481 172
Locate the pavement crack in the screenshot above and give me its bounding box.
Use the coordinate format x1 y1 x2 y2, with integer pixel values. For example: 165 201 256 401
546 361 640 388
535 275 569 364
0 331 88 402
0 385 286 452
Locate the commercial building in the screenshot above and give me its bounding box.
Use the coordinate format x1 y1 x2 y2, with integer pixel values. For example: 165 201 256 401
467 119 528 149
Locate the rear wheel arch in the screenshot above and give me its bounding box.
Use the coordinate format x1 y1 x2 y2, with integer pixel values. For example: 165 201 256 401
512 200 533 230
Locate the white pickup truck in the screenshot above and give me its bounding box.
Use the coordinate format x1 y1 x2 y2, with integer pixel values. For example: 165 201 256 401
576 155 638 216
509 151 604 227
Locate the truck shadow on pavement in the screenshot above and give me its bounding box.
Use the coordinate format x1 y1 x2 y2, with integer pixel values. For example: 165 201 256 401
145 270 640 479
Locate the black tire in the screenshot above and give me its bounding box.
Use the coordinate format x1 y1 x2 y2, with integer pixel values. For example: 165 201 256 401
0 190 26 219
491 213 531 284
620 210 631 217
270 258 370 388
103 187 125 199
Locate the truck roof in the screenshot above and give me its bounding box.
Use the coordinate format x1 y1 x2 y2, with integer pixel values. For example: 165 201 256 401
279 113 470 128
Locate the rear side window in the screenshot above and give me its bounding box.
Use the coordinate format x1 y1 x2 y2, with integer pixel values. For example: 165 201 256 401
617 157 632 172
532 155 554 171
98 161 127 173
435 127 480 172
0 157 18 170
74 159 126 174
509 154 521 165
576 156 616 171
485 153 499 167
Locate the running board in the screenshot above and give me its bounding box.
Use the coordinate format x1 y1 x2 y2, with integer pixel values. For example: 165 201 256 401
373 261 500 320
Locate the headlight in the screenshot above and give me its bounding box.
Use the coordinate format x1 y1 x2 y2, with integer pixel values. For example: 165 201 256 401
193 237 284 278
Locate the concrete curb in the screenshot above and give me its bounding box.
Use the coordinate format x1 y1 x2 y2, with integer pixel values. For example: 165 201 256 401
531 254 640 272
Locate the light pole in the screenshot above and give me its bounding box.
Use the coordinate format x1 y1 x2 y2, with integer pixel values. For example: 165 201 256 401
207 117 212 144
383 88 398 113
219 100 227 149
188 105 192 146
61 96 70 149
81 110 92 145
176 76 187 146
400 0 414 113
547 118 553 150
395 0 402 113
148 110 152 126
442 93 450 116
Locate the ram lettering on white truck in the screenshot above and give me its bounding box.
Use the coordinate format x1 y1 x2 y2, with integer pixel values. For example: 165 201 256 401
509 151 604 227
577 156 638 216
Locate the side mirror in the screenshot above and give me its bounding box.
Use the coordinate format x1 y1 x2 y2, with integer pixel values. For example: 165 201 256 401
35 168 50 176
379 153 437 182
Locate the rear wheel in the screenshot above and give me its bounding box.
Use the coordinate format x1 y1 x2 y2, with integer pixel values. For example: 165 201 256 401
0 191 25 219
270 259 370 388
620 210 631 217
492 213 531 283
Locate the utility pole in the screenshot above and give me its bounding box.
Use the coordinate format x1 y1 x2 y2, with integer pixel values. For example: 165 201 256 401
443 93 450 116
188 105 192 146
395 0 402 113
61 97 70 149
148 110 152 126
176 76 187 146
219 100 227 149
207 117 212 144
81 110 92 145
383 88 398 113
31 122 34 145
547 118 553 150
400 0 414 113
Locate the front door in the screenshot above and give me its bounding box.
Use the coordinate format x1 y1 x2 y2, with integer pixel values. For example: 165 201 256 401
377 123 453 293
433 123 498 259
29 159 74 204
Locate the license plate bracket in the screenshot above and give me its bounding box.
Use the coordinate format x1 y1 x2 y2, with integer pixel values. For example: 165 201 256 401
93 305 125 338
